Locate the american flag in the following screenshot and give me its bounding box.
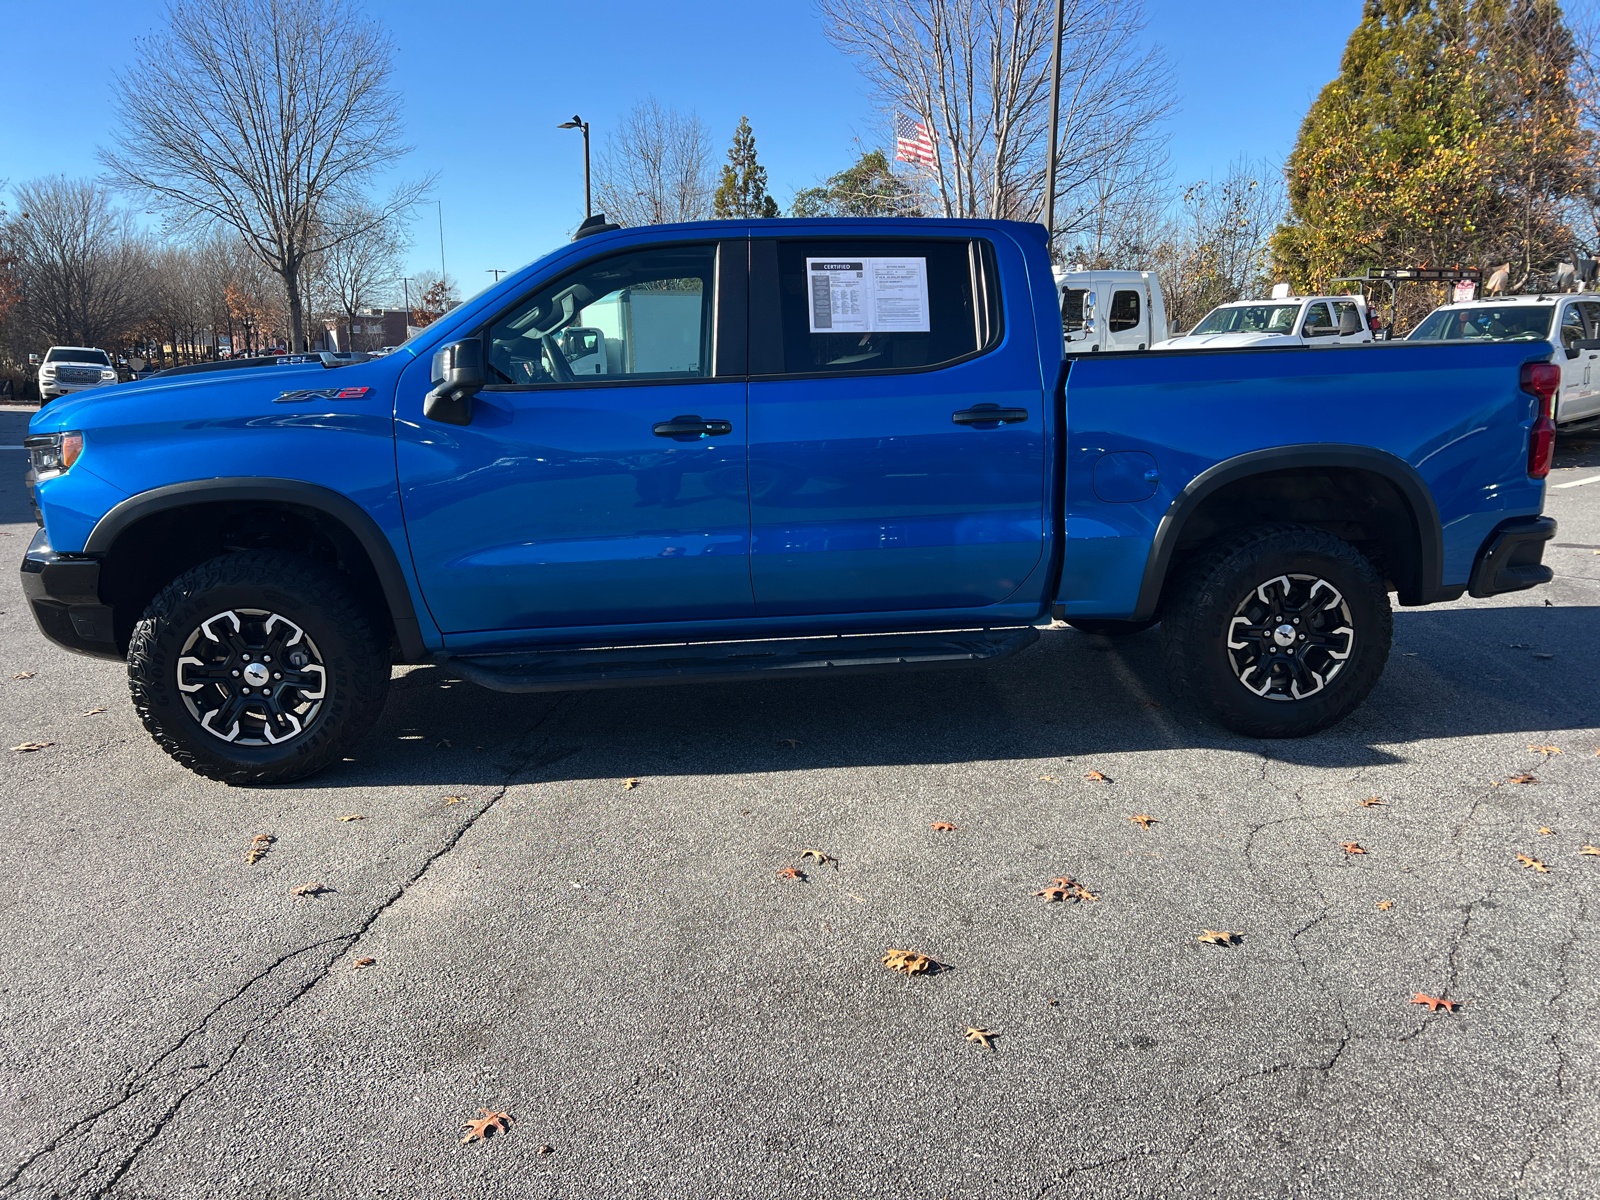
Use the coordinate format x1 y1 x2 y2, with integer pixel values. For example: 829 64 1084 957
894 113 935 168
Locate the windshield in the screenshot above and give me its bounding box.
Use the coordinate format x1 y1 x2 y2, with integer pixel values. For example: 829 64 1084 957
1407 305 1554 342
1192 304 1301 335
46 348 110 365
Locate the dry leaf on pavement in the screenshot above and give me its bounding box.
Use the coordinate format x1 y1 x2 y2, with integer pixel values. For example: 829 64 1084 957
1507 775 1538 785
930 821 959 831
245 834 275 864
80 708 107 716
623 778 641 790
1538 827 1555 836
1580 845 1600 856
1341 842 1368 855
352 957 376 969
1359 797 1387 807
964 1027 995 1049
1516 853 1550 872
289 883 326 897
777 865 806 881
1128 814 1157 829
339 814 365 822
1376 900 1394 911
11 742 53 753
1529 745 1561 755
443 796 463 805
1084 770 1109 782
1410 992 1460 1013
461 1109 513 1143
12 672 35 680
1038 775 1057 782
1197 930 1241 947
883 949 936 976
798 849 835 867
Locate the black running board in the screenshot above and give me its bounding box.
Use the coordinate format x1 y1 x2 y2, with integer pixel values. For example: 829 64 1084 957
445 627 1040 694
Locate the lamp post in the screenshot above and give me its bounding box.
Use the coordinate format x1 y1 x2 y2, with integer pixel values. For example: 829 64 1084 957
557 114 592 218
402 277 413 330
1042 0 1064 259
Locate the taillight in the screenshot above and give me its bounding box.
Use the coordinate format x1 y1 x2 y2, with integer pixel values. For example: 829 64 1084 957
1520 362 1558 479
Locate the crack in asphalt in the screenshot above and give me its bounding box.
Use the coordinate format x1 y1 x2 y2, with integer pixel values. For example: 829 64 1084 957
0 693 585 1200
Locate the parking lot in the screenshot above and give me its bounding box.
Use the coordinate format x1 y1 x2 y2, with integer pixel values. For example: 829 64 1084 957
1 403 1597 1200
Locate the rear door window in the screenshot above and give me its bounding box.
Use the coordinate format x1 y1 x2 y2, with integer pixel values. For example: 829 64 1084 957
1108 290 1141 332
1560 304 1586 351
1301 302 1334 337
756 238 1000 376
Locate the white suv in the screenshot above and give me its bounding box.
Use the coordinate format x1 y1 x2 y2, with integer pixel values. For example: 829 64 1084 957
37 346 118 404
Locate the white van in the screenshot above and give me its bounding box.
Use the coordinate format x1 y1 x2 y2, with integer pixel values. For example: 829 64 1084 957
1407 294 1600 427
1054 269 1169 353
1155 295 1374 350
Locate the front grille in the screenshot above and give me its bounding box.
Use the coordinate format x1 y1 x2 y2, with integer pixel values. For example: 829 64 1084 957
54 367 103 383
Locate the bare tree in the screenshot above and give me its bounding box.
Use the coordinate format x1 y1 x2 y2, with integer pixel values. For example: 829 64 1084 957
305 200 409 349
819 0 1172 252
102 0 431 351
593 98 715 227
7 177 151 351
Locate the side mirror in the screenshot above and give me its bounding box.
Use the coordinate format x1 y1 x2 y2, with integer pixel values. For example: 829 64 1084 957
1338 308 1361 336
28 353 40 366
1169 319 1180 335
424 339 483 426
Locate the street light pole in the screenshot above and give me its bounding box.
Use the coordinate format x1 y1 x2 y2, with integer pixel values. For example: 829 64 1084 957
402 277 413 330
558 115 592 218
1042 0 1064 259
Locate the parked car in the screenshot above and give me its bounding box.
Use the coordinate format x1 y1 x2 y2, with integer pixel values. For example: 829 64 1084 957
22 218 1556 784
1054 268 1168 352
35 346 118 404
1407 294 1600 428
1155 295 1374 349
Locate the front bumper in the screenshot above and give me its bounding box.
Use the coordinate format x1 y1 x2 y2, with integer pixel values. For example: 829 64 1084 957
19 527 121 659
1468 515 1556 598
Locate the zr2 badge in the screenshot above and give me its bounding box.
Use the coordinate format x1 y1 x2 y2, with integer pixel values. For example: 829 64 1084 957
275 386 373 403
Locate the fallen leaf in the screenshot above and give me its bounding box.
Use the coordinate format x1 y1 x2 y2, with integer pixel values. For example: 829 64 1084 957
1507 775 1538 785
798 849 835 867
251 833 275 843
882 948 936 976
777 865 806 881
1038 775 1057 782
1516 853 1550 873
777 738 802 749
339 814 365 822
1197 930 1241 947
245 833 275 864
1033 886 1073 903
443 796 463 805
1083 770 1109 782
1341 842 1367 855
930 821 959 832
1411 992 1460 1013
80 707 108 716
622 779 641 790
1041 875 1099 901
12 672 35 680
461 1109 513 1144
11 741 53 753
1529 745 1561 755
538 1144 554 1155
1359 797 1387 808
1376 900 1394 911
289 883 325 897
964 1026 995 1049
1128 814 1157 830
352 957 376 969
1580 845 1600 856
1538 827 1555 836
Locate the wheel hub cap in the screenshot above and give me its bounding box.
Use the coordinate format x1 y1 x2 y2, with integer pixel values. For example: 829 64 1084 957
1226 574 1355 702
175 609 327 745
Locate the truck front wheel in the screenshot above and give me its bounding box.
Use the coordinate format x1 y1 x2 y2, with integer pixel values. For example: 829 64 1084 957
1160 525 1392 738
127 551 391 784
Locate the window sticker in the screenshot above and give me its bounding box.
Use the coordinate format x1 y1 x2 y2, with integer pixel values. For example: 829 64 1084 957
806 257 930 333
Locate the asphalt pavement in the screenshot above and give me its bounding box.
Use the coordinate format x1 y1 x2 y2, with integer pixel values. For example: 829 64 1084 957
1 404 1597 1199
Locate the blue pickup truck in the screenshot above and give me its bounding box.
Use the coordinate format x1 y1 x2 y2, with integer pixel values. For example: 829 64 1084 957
21 217 1558 783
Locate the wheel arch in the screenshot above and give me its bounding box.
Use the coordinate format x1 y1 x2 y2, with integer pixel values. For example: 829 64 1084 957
1131 445 1448 621
85 479 428 662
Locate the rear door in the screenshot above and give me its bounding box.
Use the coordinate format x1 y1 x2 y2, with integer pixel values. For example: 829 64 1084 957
1558 302 1593 421
744 233 1045 616
1577 300 1600 420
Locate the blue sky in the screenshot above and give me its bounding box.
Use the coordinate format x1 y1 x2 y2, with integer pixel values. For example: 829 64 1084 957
1 0 1353 296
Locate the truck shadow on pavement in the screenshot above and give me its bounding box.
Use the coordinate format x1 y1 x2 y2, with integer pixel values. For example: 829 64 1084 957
320 603 1600 790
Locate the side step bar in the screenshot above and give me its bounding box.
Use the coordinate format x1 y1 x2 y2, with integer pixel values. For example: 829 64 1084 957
445 627 1040 694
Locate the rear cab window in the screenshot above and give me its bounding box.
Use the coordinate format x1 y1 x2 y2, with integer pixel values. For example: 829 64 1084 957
753 238 1001 376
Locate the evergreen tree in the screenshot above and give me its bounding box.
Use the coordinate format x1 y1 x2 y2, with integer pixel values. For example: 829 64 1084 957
712 116 779 219
1272 0 1586 301
790 150 920 217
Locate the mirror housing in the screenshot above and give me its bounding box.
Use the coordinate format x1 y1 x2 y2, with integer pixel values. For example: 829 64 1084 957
424 339 483 426
28 353 40 366
1337 307 1362 336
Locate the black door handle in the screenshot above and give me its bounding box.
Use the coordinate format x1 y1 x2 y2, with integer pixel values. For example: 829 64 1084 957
953 404 1029 427
653 414 733 439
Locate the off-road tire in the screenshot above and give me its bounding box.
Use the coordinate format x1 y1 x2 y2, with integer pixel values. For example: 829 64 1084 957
1160 524 1392 738
128 551 390 784
1066 617 1159 636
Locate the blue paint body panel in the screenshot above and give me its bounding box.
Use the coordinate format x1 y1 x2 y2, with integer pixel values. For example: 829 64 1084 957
25 217 1549 662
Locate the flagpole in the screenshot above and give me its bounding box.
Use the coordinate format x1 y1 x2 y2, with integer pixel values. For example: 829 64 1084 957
1043 0 1064 257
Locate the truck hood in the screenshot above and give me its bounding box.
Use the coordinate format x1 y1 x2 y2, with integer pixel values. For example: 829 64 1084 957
1151 332 1300 351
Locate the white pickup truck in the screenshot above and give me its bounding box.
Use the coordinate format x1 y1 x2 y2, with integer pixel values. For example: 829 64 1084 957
34 346 119 404
1053 269 1169 353
1155 295 1374 350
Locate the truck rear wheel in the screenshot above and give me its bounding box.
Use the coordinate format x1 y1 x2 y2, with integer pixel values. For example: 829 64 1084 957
1160 525 1392 738
127 551 390 784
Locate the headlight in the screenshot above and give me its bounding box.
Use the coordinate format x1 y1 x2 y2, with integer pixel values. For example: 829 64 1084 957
100 368 116 380
25 431 83 480
39 365 55 377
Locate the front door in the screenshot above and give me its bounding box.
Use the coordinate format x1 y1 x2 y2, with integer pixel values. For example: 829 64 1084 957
396 240 755 635
744 234 1045 616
